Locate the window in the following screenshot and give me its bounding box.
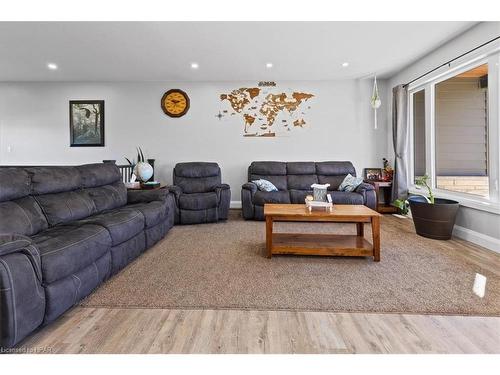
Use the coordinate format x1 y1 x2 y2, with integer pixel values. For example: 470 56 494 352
409 52 500 206
434 64 489 197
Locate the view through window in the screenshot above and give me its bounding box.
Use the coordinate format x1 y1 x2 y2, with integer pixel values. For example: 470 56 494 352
434 64 489 198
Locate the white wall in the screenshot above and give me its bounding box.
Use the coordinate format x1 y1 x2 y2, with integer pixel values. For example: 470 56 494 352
386 22 500 244
0 80 388 202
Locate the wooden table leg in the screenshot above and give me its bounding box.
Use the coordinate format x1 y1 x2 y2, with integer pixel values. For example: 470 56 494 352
371 216 380 262
374 184 381 213
266 215 273 258
356 222 364 237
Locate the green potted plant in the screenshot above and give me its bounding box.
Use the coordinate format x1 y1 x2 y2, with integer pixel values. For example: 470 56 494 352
407 175 459 240
392 198 409 216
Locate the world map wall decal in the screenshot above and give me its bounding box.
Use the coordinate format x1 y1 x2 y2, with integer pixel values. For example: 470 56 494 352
218 83 315 137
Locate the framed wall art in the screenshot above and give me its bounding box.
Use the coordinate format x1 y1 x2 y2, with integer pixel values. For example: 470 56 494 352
69 100 105 147
364 168 383 181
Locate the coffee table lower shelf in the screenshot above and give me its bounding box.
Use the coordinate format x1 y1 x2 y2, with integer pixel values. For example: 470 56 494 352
264 204 381 262
271 233 374 257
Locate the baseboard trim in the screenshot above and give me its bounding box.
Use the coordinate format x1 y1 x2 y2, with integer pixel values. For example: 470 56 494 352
453 225 500 254
230 200 242 209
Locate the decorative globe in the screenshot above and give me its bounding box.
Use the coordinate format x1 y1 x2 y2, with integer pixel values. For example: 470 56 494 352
134 162 153 182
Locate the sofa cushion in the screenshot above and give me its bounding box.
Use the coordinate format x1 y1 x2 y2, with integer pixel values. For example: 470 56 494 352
179 207 218 224
174 163 222 194
317 175 348 190
27 166 82 195
252 191 291 206
179 192 218 210
85 181 127 213
287 174 318 190
126 200 169 228
109 232 146 275
289 190 313 204
0 168 31 202
35 190 97 226
174 175 221 194
33 224 111 284
174 162 220 178
0 197 48 236
249 161 287 176
76 208 144 246
76 163 122 188
329 191 364 205
286 162 316 175
315 161 356 176
248 162 288 191
43 252 111 323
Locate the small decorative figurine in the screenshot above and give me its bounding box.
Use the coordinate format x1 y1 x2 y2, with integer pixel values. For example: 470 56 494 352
382 158 394 181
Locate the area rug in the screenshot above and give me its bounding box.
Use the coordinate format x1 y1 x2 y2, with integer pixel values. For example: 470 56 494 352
81 211 500 316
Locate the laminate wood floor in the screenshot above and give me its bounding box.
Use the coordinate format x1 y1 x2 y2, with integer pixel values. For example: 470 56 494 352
18 307 500 354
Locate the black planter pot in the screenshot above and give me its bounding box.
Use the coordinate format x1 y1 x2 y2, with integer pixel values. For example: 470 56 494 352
408 196 459 240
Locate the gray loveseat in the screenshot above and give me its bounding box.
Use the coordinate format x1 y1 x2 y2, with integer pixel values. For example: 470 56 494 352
0 163 174 348
241 161 376 220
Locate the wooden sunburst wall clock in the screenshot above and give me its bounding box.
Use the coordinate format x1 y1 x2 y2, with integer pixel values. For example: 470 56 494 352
161 89 190 117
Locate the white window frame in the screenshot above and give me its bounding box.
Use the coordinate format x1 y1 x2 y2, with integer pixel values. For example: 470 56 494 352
407 47 500 214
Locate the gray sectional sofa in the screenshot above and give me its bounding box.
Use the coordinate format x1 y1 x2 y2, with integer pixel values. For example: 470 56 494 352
241 161 376 220
0 163 174 348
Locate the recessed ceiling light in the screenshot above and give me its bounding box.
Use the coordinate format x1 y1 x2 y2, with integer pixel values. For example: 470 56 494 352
266 62 273 69
47 63 58 70
342 62 349 68
190 62 199 69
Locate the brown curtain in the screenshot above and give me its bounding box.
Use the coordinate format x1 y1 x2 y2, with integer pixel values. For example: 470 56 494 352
391 84 409 201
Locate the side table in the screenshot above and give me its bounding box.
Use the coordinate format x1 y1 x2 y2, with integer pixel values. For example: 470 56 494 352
364 180 398 214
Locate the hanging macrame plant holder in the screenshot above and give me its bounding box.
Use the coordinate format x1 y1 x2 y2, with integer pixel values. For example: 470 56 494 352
371 76 382 129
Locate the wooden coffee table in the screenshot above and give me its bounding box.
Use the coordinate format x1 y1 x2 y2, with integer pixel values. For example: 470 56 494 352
264 204 382 262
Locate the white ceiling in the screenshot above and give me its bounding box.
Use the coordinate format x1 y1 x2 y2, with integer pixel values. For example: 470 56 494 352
0 21 476 82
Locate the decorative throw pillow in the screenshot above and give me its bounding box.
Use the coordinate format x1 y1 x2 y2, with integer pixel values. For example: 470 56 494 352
252 179 278 192
338 174 363 192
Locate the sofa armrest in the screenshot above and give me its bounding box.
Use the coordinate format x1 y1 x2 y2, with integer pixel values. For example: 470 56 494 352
0 234 33 256
0 233 42 282
241 183 257 219
215 183 230 191
355 183 377 210
127 188 168 204
242 182 258 194
215 184 231 220
168 185 183 200
0 233 45 348
355 182 375 194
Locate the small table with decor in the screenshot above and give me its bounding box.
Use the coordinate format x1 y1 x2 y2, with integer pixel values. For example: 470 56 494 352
264 204 382 262
363 179 398 214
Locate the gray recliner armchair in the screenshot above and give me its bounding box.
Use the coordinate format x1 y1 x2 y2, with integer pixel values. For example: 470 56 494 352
169 162 231 224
